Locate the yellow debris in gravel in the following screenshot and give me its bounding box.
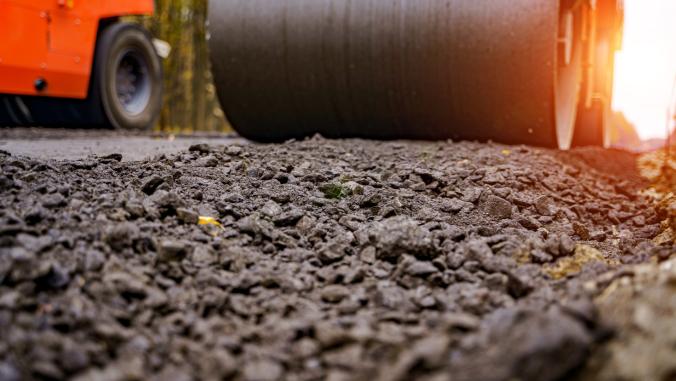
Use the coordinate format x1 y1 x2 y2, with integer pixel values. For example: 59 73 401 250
638 148 675 245
545 244 610 280
501 149 511 156
198 216 222 227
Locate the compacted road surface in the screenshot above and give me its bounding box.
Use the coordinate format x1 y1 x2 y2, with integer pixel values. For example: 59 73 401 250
0 135 674 381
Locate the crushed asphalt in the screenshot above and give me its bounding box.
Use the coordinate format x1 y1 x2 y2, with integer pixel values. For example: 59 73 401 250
0 137 674 381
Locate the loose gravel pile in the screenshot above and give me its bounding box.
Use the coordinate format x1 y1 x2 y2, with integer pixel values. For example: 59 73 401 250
0 138 673 381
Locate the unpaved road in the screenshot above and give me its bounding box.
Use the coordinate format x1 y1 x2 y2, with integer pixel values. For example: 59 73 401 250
0 134 674 381
0 128 243 162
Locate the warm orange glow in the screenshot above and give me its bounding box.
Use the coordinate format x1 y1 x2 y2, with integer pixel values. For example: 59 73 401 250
612 0 676 140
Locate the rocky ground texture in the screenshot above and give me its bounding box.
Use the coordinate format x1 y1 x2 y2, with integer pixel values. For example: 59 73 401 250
0 138 674 381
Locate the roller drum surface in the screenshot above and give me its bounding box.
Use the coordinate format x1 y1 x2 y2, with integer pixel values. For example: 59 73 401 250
209 0 575 147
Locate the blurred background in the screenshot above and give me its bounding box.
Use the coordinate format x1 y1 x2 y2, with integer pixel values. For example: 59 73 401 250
142 0 675 149
135 0 228 134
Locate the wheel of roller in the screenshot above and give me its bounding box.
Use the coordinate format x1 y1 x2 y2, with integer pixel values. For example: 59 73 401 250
572 1 618 148
208 0 584 148
1 22 161 130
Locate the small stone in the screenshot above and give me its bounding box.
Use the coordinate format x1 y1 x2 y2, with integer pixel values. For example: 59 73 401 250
199 349 237 379
142 175 164 195
296 215 316 234
24 206 47 225
484 273 509 292
260 200 283 219
158 240 190 262
60 348 90 373
535 196 556 216
559 234 576 255
518 216 541 231
484 195 512 219
359 191 382 208
441 198 471 213
151 366 193 381
632 215 646 227
360 246 376 264
225 145 243 156
84 250 106 271
273 208 304 226
99 153 123 162
32 361 63 380
104 222 140 252
242 359 283 381
590 230 607 242
461 187 483 203
321 285 350 303
42 193 66 208
572 222 591 240
125 202 145 219
370 216 439 262
189 143 213 154
544 236 561 256
506 271 534 297
0 362 20 381
318 244 346 265
190 245 217 267
145 191 186 218
446 252 465 269
197 155 219 167
0 176 14 191
406 261 438 277
531 249 554 264
176 208 199 224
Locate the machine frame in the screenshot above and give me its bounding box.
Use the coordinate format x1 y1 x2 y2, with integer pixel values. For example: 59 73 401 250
0 0 155 99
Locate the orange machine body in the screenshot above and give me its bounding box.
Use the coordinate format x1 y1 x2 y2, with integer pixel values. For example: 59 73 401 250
0 0 154 99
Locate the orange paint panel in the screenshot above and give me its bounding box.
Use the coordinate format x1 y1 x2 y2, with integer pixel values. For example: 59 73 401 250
0 2 49 95
0 0 154 99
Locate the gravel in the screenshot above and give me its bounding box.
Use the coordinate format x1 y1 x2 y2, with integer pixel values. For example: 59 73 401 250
0 137 673 381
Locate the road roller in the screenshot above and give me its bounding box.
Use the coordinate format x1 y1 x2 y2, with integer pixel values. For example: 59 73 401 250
1 1 623 149
208 0 624 149
0 0 163 130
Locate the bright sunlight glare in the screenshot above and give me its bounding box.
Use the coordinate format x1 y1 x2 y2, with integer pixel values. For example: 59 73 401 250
612 0 676 140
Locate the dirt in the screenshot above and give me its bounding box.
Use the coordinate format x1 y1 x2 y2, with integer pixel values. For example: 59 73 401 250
0 128 242 162
0 137 674 381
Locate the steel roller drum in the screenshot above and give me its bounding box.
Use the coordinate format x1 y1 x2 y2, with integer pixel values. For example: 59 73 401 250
208 0 580 148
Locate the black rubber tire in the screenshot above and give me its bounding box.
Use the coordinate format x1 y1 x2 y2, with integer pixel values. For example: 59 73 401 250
1 22 161 130
94 22 163 130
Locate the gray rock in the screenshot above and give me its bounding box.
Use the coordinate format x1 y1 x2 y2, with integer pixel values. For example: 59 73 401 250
141 175 164 195
104 222 140 252
243 359 283 381
42 193 66 208
176 207 199 224
572 222 591 240
260 200 283 219
484 195 512 219
0 362 20 381
197 155 219 167
157 240 190 262
406 261 439 277
321 285 350 303
535 196 556 216
559 234 576 256
189 143 213 154
369 216 438 262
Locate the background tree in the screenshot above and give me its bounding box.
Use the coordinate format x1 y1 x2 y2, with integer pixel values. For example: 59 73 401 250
137 0 229 133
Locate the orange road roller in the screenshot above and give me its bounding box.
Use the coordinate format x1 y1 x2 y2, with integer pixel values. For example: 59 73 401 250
1 1 623 149
0 0 163 130
208 0 624 148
